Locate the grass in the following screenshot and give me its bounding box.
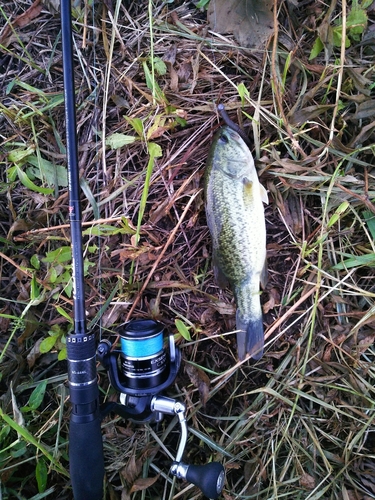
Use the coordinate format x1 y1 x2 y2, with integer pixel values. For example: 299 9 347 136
1 0 375 498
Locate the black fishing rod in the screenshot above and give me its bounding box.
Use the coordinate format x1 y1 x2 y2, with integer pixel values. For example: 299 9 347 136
61 0 104 498
60 2 225 498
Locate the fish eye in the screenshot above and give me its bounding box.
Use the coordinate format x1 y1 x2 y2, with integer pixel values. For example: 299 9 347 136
219 133 229 143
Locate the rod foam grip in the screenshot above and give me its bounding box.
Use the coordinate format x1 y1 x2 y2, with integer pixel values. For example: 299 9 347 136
69 414 104 500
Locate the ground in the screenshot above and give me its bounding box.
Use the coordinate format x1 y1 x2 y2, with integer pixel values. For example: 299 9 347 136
1 0 375 499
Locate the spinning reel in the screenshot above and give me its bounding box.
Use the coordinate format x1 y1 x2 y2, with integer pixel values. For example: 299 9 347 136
97 319 225 499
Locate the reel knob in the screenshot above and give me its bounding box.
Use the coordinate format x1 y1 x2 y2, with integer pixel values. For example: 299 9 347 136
171 461 225 499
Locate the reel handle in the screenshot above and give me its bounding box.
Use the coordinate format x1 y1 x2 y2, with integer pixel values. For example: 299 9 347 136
171 461 225 499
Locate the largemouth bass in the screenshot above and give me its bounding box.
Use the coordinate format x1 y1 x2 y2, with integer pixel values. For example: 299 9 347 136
205 126 268 360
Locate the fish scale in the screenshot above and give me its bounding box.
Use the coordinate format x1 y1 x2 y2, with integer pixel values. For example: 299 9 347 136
205 126 267 360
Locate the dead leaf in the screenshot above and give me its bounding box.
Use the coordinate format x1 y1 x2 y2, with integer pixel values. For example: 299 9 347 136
285 193 303 235
185 363 211 406
177 62 192 83
11 382 25 434
346 67 372 96
120 452 142 487
208 0 274 50
8 219 33 240
300 473 316 490
17 310 39 345
27 338 44 369
349 120 375 148
163 45 179 92
352 100 375 120
112 244 160 264
331 136 356 155
163 45 177 65
358 334 375 354
0 308 10 333
42 0 60 14
316 0 337 60
263 287 280 314
101 304 130 328
211 300 235 316
267 343 290 359
167 63 179 92
0 0 43 47
129 475 160 493
289 104 334 126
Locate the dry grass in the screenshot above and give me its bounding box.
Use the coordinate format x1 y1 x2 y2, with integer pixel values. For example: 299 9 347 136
1 0 375 499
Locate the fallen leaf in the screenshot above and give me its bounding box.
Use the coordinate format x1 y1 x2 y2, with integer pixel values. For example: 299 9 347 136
358 334 375 354
101 304 130 328
27 338 44 369
112 244 160 264
177 62 192 83
351 100 375 120
0 0 43 47
208 0 274 50
346 67 372 96
315 0 337 60
263 287 280 314
120 489 130 500
289 104 334 126
185 363 210 406
105 133 137 149
120 452 142 487
129 475 160 493
11 382 25 434
17 311 39 346
300 473 316 490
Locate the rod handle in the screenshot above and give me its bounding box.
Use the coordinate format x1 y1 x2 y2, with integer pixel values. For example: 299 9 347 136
69 414 104 500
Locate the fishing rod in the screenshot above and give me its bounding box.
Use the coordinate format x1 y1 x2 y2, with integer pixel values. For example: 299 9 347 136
61 0 104 498
61 2 225 498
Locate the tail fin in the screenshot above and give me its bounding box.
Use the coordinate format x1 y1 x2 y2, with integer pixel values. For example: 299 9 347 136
236 310 264 361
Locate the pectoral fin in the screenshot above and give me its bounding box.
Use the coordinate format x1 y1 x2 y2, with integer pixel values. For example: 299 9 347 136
260 258 268 289
243 178 253 199
260 183 268 204
243 177 268 204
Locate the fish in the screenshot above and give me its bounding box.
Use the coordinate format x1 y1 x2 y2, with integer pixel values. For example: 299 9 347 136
204 125 268 360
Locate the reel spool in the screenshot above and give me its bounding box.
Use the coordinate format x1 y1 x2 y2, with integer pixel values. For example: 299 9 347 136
120 319 172 391
97 319 225 499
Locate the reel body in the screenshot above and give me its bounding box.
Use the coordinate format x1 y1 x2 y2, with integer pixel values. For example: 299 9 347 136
97 319 225 499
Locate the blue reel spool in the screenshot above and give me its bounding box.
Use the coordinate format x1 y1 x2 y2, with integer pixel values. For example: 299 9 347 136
120 319 169 390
